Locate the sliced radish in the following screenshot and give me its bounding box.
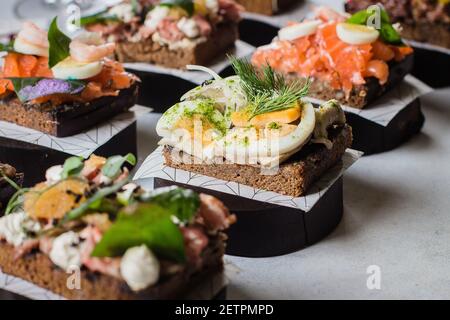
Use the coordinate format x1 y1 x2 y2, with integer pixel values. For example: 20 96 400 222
52 57 102 80
336 23 379 45
278 20 322 41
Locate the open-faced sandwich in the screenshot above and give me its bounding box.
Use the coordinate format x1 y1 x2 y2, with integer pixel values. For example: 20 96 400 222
156 57 352 197
0 18 139 137
235 0 298 15
0 164 23 215
251 6 414 109
0 154 234 299
345 0 450 49
81 0 243 69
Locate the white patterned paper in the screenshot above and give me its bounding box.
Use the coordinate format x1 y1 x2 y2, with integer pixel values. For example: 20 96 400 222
304 75 432 127
0 268 227 300
133 146 362 212
124 40 255 85
0 105 149 159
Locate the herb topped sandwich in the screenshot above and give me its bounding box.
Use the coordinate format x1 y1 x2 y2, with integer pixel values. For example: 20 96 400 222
251 6 414 109
0 164 22 215
0 154 234 299
345 0 450 49
156 57 352 197
0 18 139 137
81 0 243 69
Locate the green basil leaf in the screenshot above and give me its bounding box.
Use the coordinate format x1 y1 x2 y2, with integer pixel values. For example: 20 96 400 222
6 77 85 102
379 23 402 45
91 203 186 262
78 10 120 26
48 17 71 68
101 153 137 179
140 187 200 223
347 7 391 25
0 41 16 53
160 0 194 16
347 10 371 25
61 156 84 179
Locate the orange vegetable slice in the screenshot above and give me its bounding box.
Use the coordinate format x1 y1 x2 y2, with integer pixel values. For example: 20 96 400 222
24 179 90 220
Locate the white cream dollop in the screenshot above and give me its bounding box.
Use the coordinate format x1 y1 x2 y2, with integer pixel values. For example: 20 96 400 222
108 3 135 23
45 165 63 184
177 17 200 38
205 0 220 15
145 6 170 31
0 211 41 247
49 231 82 271
120 245 160 292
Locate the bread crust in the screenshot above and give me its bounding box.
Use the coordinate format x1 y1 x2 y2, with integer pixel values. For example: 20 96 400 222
0 236 224 300
0 82 139 137
115 23 239 68
236 0 297 15
163 125 352 197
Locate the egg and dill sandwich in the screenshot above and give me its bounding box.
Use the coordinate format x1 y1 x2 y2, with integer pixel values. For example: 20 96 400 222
156 57 353 197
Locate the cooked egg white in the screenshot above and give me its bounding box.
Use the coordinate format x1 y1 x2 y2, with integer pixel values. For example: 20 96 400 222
278 20 322 41
336 23 379 45
52 57 102 80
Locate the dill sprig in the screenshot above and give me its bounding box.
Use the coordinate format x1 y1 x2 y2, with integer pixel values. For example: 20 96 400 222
229 56 310 119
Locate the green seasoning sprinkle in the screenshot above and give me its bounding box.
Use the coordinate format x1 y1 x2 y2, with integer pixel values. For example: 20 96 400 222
242 136 250 146
268 122 281 130
183 99 227 136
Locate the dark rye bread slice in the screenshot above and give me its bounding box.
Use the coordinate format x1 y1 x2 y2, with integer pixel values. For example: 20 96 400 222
163 124 352 197
236 0 298 15
115 23 238 69
284 54 413 109
0 164 23 215
0 82 139 138
0 235 225 300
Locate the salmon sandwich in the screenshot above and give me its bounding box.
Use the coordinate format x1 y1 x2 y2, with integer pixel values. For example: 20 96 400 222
0 18 139 137
251 6 414 109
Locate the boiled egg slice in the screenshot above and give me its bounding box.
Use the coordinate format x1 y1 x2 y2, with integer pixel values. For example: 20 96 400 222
278 20 322 41
52 57 102 80
336 23 379 45
214 102 316 159
231 102 301 128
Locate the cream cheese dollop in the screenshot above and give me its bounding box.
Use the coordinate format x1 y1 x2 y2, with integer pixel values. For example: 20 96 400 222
177 17 200 38
49 231 82 271
108 3 135 23
120 245 160 292
145 6 170 31
0 211 41 247
45 165 63 184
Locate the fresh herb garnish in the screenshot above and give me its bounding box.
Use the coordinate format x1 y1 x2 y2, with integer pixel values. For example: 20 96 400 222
91 203 186 262
78 9 120 26
140 187 200 223
230 56 309 119
160 0 194 16
61 156 84 179
101 153 137 179
0 41 16 53
48 17 71 68
6 78 85 102
347 7 402 45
